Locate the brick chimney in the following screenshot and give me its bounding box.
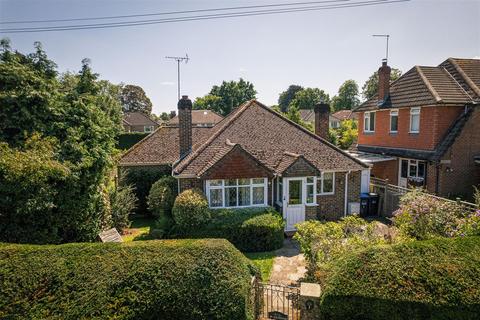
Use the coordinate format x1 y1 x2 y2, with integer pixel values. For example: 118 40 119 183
378 59 391 103
314 102 330 139
178 95 192 159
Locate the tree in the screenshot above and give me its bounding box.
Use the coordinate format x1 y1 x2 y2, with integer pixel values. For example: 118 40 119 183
0 40 122 243
362 68 402 100
120 84 153 114
159 112 170 121
289 87 330 110
193 78 257 116
278 85 303 112
330 80 360 112
336 119 358 149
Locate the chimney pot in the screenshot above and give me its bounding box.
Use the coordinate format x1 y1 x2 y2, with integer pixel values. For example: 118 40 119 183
314 102 330 139
178 96 192 158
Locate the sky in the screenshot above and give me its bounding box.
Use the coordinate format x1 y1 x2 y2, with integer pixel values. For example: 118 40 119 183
1 0 479 115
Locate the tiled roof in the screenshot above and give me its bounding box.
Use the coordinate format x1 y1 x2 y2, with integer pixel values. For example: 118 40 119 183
167 110 223 126
299 109 315 122
332 110 358 121
119 126 212 166
173 100 367 177
355 58 478 112
123 112 159 126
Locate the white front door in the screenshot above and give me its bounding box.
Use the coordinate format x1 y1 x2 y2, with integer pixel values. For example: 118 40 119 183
283 178 306 231
398 159 408 188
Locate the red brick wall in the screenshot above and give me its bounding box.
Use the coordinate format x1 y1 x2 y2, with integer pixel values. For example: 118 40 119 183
370 159 399 185
358 106 463 150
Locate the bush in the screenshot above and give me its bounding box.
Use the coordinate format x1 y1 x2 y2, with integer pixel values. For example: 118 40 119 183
122 166 171 215
294 215 392 275
169 207 284 252
117 132 149 150
317 236 480 319
109 182 137 233
172 188 210 228
0 239 257 320
393 189 473 240
148 176 178 218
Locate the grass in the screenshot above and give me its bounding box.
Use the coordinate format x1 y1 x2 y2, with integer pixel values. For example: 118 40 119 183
245 251 276 281
122 216 156 242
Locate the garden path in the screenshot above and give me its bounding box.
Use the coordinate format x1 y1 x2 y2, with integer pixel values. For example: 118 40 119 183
268 238 306 286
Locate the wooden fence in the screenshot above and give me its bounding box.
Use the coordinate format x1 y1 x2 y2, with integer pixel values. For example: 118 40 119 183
370 177 477 217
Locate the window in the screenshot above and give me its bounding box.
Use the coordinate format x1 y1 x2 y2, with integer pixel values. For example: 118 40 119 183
276 178 283 205
317 172 335 195
400 159 426 180
206 178 267 208
306 177 316 204
364 112 375 132
144 125 154 133
390 110 398 133
410 107 420 133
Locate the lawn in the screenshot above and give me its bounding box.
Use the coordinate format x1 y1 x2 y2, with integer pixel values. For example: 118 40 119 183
122 216 156 242
244 251 276 281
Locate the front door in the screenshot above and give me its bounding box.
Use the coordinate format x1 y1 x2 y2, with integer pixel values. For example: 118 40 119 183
398 159 408 188
283 178 306 231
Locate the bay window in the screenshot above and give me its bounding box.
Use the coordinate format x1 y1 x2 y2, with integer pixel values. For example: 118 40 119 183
410 107 420 133
206 178 267 208
364 111 375 133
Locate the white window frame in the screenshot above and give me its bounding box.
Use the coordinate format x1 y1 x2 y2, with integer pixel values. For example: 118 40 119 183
276 177 283 206
206 178 268 209
305 176 317 205
364 111 375 133
409 107 420 133
144 125 154 133
317 172 335 195
390 109 399 133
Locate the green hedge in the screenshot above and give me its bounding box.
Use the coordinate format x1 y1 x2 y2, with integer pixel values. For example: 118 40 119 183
0 239 257 320
117 132 149 150
318 236 480 320
170 207 285 252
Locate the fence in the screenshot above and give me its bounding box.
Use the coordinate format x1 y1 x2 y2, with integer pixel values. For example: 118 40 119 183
252 278 300 320
370 177 477 217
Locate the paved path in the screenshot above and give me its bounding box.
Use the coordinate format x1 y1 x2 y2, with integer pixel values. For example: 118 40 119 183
268 238 307 286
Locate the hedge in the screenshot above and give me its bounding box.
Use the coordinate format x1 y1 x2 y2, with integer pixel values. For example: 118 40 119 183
117 132 149 150
0 239 257 320
170 207 285 252
318 236 480 320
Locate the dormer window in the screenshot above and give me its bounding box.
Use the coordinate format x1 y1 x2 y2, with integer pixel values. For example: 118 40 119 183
364 111 375 133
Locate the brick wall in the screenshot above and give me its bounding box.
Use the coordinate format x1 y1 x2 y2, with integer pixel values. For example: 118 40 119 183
436 107 480 199
283 157 318 177
357 106 463 150
371 159 399 184
179 178 203 192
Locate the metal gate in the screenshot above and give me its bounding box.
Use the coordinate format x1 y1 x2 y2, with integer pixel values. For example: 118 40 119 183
255 282 300 320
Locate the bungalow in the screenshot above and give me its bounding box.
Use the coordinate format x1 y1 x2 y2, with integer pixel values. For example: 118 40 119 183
120 97 369 231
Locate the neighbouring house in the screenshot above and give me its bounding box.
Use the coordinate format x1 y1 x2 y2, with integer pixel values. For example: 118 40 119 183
352 58 480 199
299 109 342 129
331 109 358 126
122 112 160 133
167 109 224 127
120 96 370 231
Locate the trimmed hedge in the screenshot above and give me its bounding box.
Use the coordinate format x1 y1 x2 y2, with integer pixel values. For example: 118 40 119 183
117 132 149 150
172 188 210 228
0 239 257 320
318 236 480 320
171 207 285 252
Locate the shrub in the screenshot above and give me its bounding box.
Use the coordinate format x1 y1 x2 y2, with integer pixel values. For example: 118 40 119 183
148 176 178 218
172 188 210 228
0 239 257 320
317 236 480 319
294 215 390 275
393 189 470 240
122 166 171 215
166 207 284 252
109 182 137 233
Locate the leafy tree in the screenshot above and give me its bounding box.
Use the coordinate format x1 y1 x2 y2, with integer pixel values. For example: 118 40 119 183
193 78 256 116
159 112 170 121
330 80 360 112
0 40 122 243
120 84 153 114
289 87 330 110
362 68 402 100
336 119 358 149
278 84 303 112
284 105 314 132
169 110 176 119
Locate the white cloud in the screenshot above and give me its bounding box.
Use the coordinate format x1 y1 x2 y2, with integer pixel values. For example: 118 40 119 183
161 81 175 86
